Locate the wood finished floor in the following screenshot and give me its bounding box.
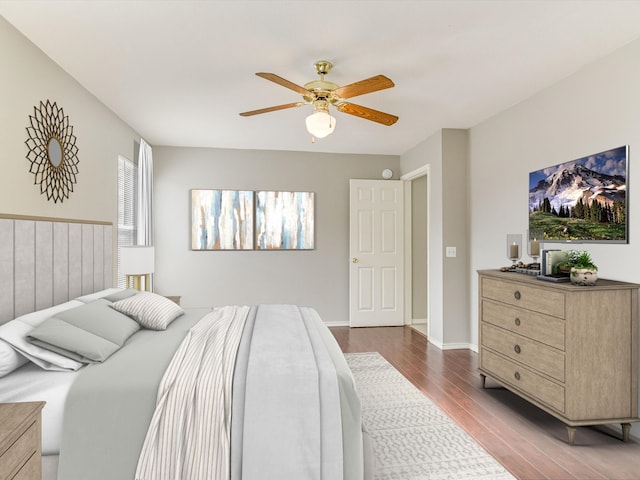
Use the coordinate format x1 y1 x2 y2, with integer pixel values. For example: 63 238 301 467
330 326 640 480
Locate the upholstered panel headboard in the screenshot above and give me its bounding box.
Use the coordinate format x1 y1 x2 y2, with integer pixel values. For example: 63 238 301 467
0 214 113 325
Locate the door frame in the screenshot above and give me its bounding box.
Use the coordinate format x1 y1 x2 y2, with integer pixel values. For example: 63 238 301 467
401 165 430 332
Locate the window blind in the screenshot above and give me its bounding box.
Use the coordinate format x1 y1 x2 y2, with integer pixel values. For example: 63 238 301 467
117 154 138 288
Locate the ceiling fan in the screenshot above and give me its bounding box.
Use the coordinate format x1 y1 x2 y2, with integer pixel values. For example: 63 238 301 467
239 60 398 139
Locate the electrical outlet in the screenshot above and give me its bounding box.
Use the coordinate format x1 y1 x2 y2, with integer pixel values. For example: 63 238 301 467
446 246 457 258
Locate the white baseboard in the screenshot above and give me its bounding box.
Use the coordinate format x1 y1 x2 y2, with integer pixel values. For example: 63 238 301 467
324 320 349 327
441 342 473 350
428 337 473 351
324 321 477 355
409 317 427 326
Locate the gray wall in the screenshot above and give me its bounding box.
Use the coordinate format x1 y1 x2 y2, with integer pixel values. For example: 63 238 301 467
468 36 640 436
468 35 640 346
400 129 470 348
153 146 399 325
0 17 140 229
441 129 470 347
401 132 444 341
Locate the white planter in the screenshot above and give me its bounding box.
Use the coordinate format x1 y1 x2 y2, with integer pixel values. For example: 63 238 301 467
570 267 598 286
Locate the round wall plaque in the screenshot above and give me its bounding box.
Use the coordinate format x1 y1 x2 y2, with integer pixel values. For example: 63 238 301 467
25 100 79 203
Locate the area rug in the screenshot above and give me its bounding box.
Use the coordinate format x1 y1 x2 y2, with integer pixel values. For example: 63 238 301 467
345 352 516 480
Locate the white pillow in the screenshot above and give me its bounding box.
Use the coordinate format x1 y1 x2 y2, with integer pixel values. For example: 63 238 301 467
0 301 85 372
111 292 184 330
0 339 28 378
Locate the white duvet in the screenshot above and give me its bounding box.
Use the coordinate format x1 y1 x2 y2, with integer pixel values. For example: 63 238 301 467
0 362 81 454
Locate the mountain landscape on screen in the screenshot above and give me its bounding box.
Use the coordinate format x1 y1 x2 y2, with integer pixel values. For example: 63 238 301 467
528 146 627 242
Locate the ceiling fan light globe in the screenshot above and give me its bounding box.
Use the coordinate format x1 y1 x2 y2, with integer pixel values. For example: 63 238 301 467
305 111 336 138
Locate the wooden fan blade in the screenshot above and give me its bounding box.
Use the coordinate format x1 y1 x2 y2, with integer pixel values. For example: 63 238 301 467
239 102 306 117
334 75 394 99
256 72 309 95
336 102 398 126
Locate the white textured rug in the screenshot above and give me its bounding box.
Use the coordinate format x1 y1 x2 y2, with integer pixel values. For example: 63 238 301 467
345 352 516 480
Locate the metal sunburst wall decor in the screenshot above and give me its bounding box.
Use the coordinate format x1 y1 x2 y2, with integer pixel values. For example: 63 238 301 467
25 100 79 203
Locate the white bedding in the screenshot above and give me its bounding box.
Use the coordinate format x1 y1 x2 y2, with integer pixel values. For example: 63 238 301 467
0 292 365 480
0 288 134 456
0 361 81 454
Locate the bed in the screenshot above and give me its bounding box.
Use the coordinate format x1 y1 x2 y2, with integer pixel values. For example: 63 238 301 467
0 215 368 480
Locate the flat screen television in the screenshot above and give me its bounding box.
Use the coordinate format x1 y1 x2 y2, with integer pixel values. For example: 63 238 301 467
528 145 628 243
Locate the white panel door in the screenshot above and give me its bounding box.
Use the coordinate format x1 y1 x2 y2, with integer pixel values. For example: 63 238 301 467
349 179 404 327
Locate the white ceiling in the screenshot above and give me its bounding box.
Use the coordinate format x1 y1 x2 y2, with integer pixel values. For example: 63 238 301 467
3 1 640 156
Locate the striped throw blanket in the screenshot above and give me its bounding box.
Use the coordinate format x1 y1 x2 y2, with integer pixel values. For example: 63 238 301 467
135 305 249 480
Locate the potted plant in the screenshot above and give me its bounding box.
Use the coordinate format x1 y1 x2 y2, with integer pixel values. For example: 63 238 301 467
558 250 598 286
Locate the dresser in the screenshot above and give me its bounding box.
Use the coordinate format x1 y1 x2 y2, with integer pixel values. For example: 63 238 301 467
0 402 45 480
478 269 639 444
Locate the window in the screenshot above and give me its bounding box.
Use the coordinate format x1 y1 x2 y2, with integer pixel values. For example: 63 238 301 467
117 154 138 288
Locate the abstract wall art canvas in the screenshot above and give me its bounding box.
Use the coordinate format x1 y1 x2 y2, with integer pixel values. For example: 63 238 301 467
191 189 254 250
255 191 315 250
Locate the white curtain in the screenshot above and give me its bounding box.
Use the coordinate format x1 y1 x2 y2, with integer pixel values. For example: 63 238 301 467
137 139 154 289
137 138 153 245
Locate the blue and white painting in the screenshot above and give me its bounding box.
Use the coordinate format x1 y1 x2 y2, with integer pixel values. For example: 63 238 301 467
191 189 254 250
256 191 315 250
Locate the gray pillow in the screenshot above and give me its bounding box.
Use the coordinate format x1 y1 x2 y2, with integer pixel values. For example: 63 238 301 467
26 299 140 363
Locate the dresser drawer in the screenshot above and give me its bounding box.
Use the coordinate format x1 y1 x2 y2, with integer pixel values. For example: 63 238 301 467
481 277 565 318
482 299 565 350
0 420 37 479
482 349 565 413
13 450 40 480
482 323 565 382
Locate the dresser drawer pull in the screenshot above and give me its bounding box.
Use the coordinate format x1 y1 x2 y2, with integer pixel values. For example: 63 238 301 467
514 317 521 326
514 371 521 381
514 291 521 300
514 344 521 354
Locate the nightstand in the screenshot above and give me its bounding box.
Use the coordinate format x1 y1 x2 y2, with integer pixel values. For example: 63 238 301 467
164 296 181 306
0 402 45 480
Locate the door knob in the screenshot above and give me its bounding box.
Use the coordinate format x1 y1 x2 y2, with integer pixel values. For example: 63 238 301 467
352 257 359 263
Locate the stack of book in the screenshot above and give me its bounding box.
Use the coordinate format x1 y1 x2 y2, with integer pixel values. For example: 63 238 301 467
537 249 570 282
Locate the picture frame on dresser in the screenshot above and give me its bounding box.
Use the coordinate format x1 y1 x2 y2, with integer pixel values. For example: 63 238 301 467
477 269 639 445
